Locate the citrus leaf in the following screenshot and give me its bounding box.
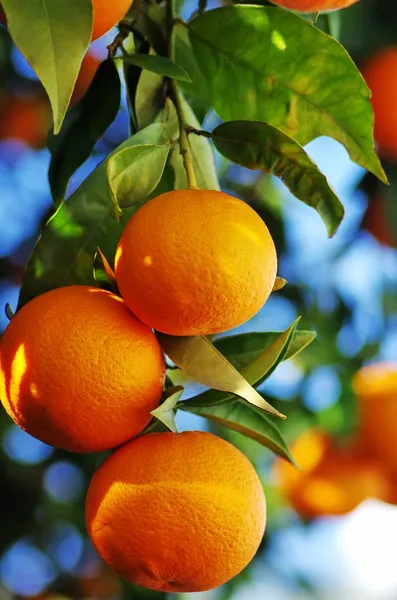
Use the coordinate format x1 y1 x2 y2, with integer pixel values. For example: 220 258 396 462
132 12 168 57
48 59 121 206
122 54 192 83
212 120 345 237
180 400 295 464
273 277 287 292
156 333 286 419
107 143 170 217
182 6 386 183
150 387 183 433
123 39 150 134
171 22 211 100
214 330 317 373
93 248 119 295
18 123 170 309
183 319 309 407
2 0 92 134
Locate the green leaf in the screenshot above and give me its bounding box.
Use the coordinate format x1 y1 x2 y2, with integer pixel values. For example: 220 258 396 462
18 123 169 309
93 248 119 294
180 400 295 464
150 387 183 433
184 319 311 407
214 329 317 373
132 12 168 57
48 59 121 206
171 22 211 100
2 0 92 134
273 277 287 292
123 39 150 134
135 69 166 131
156 333 286 419
182 5 386 183
212 120 345 237
107 143 170 217
122 54 192 83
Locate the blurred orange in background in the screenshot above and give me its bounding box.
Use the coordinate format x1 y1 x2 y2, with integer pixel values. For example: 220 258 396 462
70 52 101 107
353 363 397 475
364 194 396 248
0 93 51 148
362 47 397 161
274 428 392 519
0 51 101 148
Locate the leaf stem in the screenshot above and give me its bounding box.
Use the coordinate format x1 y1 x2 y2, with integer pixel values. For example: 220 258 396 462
166 0 198 190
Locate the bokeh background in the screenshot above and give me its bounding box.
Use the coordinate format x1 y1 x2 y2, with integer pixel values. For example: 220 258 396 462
1 0 397 598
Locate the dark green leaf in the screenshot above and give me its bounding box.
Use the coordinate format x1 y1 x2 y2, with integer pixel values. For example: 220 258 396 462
156 333 286 419
93 248 119 294
182 6 386 183
123 39 151 134
184 319 308 407
180 400 295 464
107 143 170 216
18 124 169 309
135 69 166 131
214 329 317 372
122 54 192 83
48 59 121 206
150 387 183 433
171 22 211 100
2 0 92 133
132 12 168 56
212 120 345 237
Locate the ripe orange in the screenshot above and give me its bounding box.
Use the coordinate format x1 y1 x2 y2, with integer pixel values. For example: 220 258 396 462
91 0 132 41
70 52 101 107
353 363 397 474
274 429 391 518
115 189 278 336
362 47 397 161
0 93 51 149
86 431 266 592
0 286 165 453
269 0 359 12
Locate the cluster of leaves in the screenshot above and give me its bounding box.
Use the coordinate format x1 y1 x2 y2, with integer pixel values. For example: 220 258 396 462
1 0 385 465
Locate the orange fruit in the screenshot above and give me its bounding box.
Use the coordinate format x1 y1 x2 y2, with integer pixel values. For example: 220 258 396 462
269 0 359 12
0 93 51 149
353 363 397 474
86 431 266 592
115 189 277 336
70 52 101 107
362 47 397 161
0 286 165 453
91 0 132 41
364 195 397 248
274 429 391 519
0 1 131 41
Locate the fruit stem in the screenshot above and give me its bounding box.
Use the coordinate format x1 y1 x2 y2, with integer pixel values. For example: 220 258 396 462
171 82 199 190
167 0 199 190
